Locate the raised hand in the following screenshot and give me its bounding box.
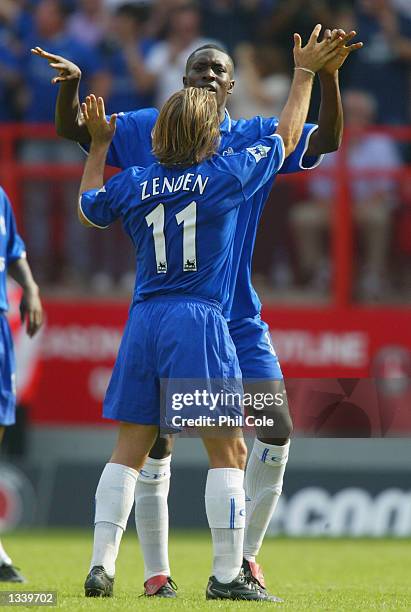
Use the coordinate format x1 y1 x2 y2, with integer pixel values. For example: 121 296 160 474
293 24 351 74
81 94 116 146
31 46 81 84
320 29 363 74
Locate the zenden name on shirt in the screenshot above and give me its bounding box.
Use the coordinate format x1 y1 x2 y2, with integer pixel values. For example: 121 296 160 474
140 172 210 201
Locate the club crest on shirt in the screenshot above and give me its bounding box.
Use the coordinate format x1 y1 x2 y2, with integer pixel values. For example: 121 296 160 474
246 145 271 163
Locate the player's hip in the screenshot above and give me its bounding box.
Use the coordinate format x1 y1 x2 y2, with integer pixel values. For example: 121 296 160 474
0 314 16 425
104 306 242 426
130 294 227 349
121 295 241 378
228 314 283 381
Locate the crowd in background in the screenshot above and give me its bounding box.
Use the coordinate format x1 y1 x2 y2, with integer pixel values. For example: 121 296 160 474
0 0 410 301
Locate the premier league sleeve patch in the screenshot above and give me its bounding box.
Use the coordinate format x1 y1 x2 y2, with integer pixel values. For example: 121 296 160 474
246 145 271 163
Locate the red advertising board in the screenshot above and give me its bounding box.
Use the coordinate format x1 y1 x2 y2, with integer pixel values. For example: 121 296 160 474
27 301 411 431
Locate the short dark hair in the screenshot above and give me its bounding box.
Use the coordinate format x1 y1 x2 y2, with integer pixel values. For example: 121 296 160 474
185 44 234 76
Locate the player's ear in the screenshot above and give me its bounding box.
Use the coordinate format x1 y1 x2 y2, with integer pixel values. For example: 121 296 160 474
227 80 235 95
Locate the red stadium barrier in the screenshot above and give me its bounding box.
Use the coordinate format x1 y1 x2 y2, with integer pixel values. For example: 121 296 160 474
27 300 411 430
1 122 410 307
0 123 410 426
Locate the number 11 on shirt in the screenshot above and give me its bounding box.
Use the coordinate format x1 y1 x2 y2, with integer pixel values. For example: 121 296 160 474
145 201 197 273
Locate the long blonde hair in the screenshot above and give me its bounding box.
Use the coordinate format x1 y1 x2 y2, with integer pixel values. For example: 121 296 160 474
152 87 220 167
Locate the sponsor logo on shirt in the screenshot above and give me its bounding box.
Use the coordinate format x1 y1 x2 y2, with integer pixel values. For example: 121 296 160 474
222 146 235 156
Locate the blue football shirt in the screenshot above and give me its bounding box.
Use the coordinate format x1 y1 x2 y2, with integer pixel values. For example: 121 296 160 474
0 188 27 312
86 107 323 319
80 134 285 305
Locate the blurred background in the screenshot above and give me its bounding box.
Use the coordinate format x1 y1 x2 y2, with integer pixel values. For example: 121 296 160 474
0 0 411 537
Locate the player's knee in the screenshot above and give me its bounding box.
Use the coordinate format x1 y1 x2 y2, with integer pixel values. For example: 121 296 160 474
149 434 174 459
206 437 247 470
234 438 248 470
258 436 290 446
225 437 247 470
258 413 293 445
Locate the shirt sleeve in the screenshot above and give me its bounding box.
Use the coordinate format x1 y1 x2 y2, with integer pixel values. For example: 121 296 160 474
3 191 26 263
279 123 324 173
256 117 324 173
79 108 158 169
215 134 285 202
79 169 134 229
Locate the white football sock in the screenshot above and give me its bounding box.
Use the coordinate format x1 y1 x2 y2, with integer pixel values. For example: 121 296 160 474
0 540 12 566
205 468 245 583
243 439 290 561
90 462 138 577
135 455 171 581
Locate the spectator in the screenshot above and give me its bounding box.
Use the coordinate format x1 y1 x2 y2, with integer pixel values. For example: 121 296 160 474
229 43 291 118
290 90 402 299
102 3 155 114
201 0 262 54
103 0 153 13
346 0 411 124
0 31 24 121
68 0 109 48
0 0 33 43
259 0 333 51
22 0 107 123
145 1 217 108
392 0 411 20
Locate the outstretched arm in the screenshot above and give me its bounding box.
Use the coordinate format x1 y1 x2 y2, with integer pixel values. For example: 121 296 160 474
307 29 363 156
78 95 117 225
31 47 90 143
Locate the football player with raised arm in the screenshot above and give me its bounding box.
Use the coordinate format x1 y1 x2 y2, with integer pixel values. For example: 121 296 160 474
33 25 362 598
78 31 340 599
0 187 43 583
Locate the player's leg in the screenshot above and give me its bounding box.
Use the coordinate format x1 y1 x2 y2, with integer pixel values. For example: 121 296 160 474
244 379 291 563
85 303 159 597
202 432 281 602
229 316 292 595
154 297 275 601
202 431 247 584
86 423 158 597
135 433 176 597
0 317 26 583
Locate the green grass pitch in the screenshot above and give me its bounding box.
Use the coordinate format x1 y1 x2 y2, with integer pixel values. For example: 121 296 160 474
1 530 410 610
